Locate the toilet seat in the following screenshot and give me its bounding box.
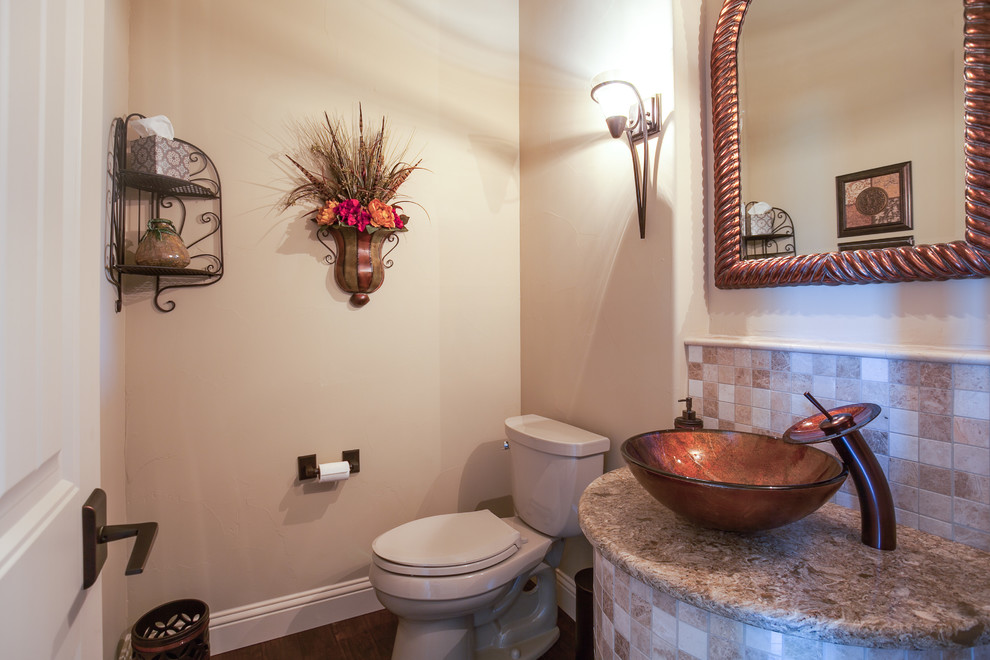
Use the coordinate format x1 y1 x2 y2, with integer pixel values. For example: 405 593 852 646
372 510 522 577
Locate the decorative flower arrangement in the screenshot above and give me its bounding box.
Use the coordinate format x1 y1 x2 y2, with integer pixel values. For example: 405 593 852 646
279 107 422 233
278 107 423 307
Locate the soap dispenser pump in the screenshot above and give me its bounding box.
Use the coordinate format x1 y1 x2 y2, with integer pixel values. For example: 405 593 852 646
674 397 703 430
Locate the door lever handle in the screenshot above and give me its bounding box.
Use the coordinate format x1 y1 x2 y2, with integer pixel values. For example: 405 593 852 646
82 488 159 589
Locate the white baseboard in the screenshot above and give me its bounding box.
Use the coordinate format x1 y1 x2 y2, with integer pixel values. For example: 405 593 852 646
209 571 578 654
208 577 382 654
555 569 577 621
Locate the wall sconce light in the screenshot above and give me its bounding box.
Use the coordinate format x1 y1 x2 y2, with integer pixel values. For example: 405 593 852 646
590 79 661 238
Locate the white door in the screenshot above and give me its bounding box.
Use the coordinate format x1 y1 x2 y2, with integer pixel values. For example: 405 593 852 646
0 0 107 657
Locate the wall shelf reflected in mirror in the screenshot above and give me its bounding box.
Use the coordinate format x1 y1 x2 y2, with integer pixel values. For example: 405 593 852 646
711 0 990 288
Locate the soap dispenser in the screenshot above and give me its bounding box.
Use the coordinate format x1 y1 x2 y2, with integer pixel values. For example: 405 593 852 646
674 397 703 430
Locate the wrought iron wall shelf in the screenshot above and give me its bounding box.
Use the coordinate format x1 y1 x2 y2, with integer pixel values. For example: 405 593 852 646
741 203 796 260
106 114 223 313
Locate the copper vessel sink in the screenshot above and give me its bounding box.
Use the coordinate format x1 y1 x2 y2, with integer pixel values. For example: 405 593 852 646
621 430 847 532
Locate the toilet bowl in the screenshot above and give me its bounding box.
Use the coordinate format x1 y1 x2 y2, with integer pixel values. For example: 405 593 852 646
369 415 610 660
371 514 560 659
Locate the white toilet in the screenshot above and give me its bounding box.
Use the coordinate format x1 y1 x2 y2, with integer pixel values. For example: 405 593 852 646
368 414 610 660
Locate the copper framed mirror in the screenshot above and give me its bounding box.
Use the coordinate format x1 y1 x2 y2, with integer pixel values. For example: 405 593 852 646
711 0 990 288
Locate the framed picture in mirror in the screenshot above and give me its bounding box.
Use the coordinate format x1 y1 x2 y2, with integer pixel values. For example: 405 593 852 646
835 161 912 238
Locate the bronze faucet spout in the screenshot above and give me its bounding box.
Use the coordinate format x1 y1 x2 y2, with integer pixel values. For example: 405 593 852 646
784 395 897 551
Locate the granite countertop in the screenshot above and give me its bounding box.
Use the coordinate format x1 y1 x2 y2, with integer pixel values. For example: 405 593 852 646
579 468 990 650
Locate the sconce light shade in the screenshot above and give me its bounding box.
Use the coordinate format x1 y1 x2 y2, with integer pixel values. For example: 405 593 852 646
591 81 639 138
590 78 661 239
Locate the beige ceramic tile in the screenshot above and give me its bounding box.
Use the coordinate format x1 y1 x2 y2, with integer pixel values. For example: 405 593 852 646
813 354 838 377
918 515 953 540
919 438 953 469
735 386 753 407
836 356 862 379
861 380 891 406
889 458 919 487
890 359 921 386
771 350 791 372
890 384 920 411
918 413 952 442
955 364 990 392
813 375 837 399
751 350 771 369
954 389 990 420
753 369 771 390
891 483 919 512
919 489 953 522
919 386 953 414
752 388 770 410
920 362 952 390
954 444 990 476
790 373 813 395
955 471 989 504
791 352 814 374
954 499 990 532
955 417 990 448
734 404 753 427
771 371 792 393
836 378 863 403
918 464 952 496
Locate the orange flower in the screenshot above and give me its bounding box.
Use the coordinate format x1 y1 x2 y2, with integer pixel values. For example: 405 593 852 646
368 199 397 229
316 200 339 225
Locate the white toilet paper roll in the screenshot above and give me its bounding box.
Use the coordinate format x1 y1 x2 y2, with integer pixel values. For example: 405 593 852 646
318 461 351 483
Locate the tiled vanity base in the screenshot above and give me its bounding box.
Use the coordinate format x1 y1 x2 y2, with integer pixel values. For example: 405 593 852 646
581 469 990 660
592 549 990 660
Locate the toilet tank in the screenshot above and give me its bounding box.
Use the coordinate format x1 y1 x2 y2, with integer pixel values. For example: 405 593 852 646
505 415 610 538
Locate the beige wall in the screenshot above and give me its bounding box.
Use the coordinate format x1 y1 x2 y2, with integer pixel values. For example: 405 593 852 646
519 0 708 469
702 0 990 350
122 0 520 617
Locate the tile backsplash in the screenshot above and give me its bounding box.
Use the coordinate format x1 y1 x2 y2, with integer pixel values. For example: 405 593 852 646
686 341 990 552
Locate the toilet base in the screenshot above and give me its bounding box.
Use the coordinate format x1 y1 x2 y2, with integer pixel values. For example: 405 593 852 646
392 615 475 660
474 562 560 659
386 561 561 660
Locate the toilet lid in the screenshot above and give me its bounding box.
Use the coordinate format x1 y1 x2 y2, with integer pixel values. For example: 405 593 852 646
372 510 522 577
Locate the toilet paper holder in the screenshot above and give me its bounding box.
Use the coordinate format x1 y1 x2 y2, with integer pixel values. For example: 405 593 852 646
297 450 360 482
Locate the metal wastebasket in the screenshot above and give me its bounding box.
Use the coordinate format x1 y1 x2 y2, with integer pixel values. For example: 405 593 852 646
575 567 594 660
131 598 210 659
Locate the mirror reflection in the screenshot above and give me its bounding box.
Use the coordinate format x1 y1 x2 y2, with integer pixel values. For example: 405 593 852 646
737 0 963 257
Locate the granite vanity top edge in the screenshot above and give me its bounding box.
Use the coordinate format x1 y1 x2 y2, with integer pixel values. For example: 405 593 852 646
579 468 990 650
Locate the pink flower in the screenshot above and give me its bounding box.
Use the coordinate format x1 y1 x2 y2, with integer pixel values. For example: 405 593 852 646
337 199 371 232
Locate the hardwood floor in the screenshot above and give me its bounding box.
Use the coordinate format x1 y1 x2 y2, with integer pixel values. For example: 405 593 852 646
213 607 577 660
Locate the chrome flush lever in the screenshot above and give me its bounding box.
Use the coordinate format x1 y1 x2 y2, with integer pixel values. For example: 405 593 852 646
82 488 158 589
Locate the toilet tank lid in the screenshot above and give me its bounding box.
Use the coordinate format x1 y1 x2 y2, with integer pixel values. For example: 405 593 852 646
504 415 610 457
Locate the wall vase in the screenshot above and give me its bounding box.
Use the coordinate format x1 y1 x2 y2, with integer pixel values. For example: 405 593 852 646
320 225 400 306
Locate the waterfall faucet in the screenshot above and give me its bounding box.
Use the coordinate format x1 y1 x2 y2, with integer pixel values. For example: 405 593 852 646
783 393 896 551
